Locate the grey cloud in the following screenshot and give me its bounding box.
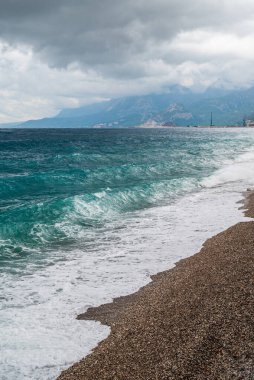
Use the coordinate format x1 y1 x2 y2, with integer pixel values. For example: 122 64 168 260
1 0 254 123
0 0 252 77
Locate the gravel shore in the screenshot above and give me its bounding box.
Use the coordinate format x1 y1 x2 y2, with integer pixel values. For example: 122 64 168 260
58 192 254 380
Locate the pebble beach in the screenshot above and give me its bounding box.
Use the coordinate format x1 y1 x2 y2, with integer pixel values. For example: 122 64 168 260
58 192 254 380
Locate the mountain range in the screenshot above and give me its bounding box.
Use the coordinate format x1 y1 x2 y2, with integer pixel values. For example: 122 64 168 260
11 85 254 128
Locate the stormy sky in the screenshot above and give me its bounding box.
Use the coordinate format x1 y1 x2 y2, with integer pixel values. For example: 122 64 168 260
1 0 254 122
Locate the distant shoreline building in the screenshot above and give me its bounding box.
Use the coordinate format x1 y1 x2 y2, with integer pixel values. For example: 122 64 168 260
246 120 254 127
210 112 214 127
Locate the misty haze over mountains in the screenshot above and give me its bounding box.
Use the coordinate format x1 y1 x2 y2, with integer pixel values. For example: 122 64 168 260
15 85 254 128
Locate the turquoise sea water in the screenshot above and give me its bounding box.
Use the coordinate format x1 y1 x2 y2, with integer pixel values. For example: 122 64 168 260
1 127 254 270
1 127 254 379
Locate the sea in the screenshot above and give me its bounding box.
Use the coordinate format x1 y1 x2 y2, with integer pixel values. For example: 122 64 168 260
1 127 254 380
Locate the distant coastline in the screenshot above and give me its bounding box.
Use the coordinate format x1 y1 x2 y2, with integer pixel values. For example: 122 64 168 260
136 122 246 129
4 84 254 129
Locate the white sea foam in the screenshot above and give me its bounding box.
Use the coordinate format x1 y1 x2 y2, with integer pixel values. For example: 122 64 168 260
0 177 252 379
202 149 254 188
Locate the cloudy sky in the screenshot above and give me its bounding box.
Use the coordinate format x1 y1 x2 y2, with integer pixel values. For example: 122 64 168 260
1 0 254 122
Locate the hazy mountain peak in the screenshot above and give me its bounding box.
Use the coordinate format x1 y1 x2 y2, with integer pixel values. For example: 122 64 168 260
19 85 254 128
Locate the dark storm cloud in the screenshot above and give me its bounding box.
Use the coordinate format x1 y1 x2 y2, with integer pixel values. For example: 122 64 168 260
1 0 254 123
0 0 251 77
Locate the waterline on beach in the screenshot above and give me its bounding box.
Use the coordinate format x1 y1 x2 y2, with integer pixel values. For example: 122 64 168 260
1 128 254 379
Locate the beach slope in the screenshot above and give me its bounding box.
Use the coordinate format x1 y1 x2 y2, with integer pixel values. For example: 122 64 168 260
58 193 254 380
